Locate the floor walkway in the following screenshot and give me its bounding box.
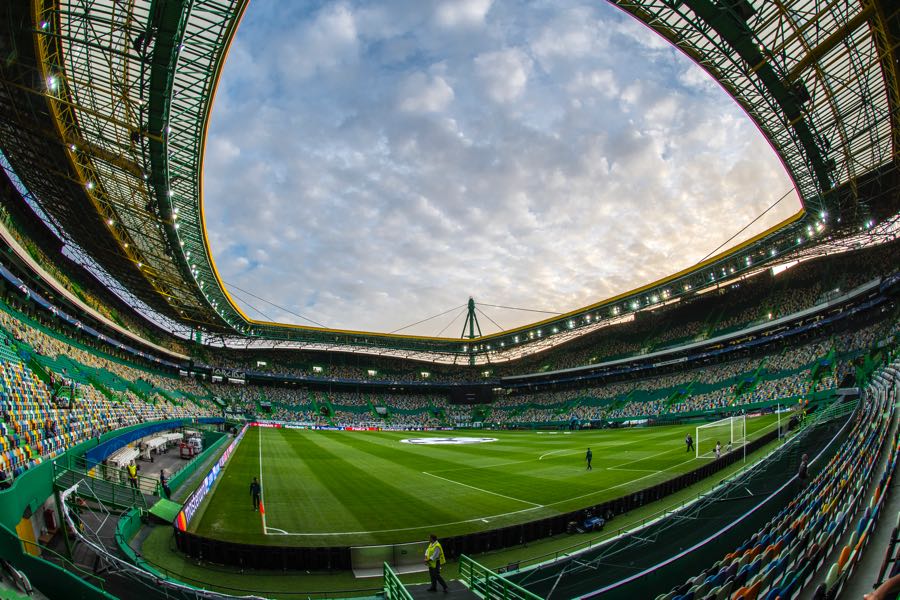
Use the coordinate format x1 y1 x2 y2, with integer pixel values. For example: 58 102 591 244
407 580 480 599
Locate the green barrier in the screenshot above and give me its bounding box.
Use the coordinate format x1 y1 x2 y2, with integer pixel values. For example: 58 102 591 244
459 554 542 600
0 523 115 600
383 562 414 600
0 418 208 600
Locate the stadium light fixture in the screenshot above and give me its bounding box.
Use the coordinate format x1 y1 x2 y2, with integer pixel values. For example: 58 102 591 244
46 76 57 92
86 181 94 190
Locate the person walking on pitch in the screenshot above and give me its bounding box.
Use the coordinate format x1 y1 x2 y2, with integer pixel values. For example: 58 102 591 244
250 477 262 511
585 448 593 470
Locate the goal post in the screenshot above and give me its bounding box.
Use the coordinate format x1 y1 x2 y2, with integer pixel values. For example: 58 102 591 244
696 414 746 458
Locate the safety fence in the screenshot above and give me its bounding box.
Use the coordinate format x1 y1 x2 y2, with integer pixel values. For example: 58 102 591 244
383 563 414 600
459 554 542 600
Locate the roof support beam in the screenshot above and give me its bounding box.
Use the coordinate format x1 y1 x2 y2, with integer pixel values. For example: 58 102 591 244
785 4 875 83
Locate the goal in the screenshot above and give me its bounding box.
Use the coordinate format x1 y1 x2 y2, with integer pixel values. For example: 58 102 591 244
696 414 746 458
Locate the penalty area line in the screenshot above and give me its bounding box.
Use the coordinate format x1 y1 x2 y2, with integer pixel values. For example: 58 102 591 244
421 471 544 508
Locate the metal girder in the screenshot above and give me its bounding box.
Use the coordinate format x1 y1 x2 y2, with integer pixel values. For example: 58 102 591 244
613 0 897 221
4 0 248 332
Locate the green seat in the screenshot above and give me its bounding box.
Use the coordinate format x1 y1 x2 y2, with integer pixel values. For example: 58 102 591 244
823 562 839 590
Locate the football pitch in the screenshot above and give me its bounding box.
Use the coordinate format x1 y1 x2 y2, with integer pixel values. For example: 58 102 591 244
191 416 779 547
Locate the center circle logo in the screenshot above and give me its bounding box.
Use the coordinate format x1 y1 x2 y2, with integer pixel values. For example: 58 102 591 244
400 437 498 445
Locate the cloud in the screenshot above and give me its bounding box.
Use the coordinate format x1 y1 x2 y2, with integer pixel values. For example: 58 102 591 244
203 0 800 334
398 72 455 113
474 48 532 104
434 0 493 29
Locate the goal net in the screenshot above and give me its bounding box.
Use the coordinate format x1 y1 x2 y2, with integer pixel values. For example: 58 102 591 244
696 414 746 458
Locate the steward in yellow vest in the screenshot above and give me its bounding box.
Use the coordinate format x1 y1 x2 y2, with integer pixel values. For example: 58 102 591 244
424 534 448 592
126 462 139 490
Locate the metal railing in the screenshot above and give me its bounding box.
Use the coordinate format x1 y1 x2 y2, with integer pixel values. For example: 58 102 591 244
53 463 149 510
19 538 108 592
459 555 542 600
64 454 163 496
383 563 414 600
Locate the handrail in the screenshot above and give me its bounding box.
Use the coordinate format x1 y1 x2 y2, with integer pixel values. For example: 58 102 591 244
459 555 542 600
383 563 414 600
19 539 107 589
53 463 149 510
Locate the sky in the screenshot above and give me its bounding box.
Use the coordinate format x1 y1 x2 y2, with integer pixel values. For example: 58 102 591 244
203 0 801 336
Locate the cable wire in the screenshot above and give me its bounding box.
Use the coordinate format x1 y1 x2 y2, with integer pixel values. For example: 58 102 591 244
698 187 795 264
475 306 506 333
226 288 275 322
389 304 467 334
436 307 469 337
478 302 562 315
224 281 326 327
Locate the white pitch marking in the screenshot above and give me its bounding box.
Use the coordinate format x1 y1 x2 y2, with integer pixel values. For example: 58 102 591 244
261 450 717 537
421 471 544 507
263 506 542 536
539 448 583 460
607 446 681 470
606 467 660 473
259 427 267 534
267 526 289 534
545 455 703 508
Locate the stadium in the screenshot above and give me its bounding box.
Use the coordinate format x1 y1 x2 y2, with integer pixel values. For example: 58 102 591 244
0 0 897 599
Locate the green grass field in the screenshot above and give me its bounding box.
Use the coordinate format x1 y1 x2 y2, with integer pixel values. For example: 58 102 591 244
192 416 778 547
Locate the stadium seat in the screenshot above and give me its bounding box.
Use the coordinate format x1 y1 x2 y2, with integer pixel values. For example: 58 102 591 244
810 583 825 600
822 563 839 591
836 546 850 571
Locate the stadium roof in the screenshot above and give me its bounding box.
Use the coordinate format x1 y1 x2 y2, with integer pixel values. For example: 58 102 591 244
0 0 897 362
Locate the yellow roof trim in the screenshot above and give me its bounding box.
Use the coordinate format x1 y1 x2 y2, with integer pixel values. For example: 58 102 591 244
198 20 807 345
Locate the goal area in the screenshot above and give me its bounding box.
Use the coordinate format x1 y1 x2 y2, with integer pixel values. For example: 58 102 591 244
696 415 746 458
